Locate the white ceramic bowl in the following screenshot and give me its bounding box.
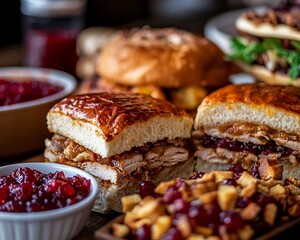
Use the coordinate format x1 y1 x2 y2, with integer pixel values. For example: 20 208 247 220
0 67 77 159
0 162 98 240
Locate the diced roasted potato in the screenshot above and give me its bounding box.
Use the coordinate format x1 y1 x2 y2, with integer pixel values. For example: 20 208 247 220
217 185 237 210
122 194 142 212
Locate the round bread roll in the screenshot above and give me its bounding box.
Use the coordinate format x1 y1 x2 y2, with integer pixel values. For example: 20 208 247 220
96 27 235 88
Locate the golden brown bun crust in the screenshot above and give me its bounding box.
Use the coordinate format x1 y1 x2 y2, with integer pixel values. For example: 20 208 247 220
201 83 300 115
49 92 191 141
96 27 235 88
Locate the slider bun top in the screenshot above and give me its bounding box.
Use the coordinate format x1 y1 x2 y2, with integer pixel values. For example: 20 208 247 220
96 27 234 88
194 83 300 135
236 13 300 41
47 92 193 158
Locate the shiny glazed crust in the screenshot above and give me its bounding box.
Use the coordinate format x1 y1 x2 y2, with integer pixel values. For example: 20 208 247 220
47 92 193 158
200 83 300 109
194 83 300 135
96 27 234 88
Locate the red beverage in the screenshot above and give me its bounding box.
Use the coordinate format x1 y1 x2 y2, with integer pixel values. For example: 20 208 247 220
21 0 86 77
24 28 79 76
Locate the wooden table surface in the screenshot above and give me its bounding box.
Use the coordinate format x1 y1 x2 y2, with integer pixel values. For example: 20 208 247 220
3 153 300 239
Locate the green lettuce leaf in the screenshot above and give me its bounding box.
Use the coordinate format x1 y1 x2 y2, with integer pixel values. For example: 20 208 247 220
228 37 300 79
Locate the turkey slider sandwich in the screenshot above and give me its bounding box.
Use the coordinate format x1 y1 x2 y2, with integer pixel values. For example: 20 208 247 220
229 1 300 86
44 91 194 213
95 26 238 112
193 83 300 179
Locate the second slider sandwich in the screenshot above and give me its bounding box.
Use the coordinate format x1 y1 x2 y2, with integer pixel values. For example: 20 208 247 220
229 1 300 86
44 91 194 213
94 27 238 112
193 83 300 179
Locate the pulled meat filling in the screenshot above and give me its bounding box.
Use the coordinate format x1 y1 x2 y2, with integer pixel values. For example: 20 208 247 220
45 134 191 171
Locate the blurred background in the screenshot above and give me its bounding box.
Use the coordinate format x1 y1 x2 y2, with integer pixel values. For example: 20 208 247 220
0 0 274 76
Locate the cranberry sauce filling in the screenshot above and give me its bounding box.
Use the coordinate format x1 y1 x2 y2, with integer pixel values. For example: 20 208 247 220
199 134 293 157
0 79 63 106
0 167 91 213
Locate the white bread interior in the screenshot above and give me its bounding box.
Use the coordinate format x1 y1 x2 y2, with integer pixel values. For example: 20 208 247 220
47 112 193 158
237 62 300 87
194 102 300 136
236 16 300 41
92 157 196 213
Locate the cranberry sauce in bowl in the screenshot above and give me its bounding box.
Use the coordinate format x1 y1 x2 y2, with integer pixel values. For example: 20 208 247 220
0 67 76 111
0 166 90 213
0 78 63 107
0 67 76 159
0 162 98 240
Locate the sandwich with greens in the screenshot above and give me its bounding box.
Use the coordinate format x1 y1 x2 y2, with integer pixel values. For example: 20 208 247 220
229 0 300 86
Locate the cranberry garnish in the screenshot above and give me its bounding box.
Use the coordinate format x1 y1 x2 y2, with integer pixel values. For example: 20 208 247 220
250 162 261 179
161 227 183 240
10 182 34 201
236 196 252 208
220 210 245 232
11 167 42 184
252 193 276 208
188 171 205 180
135 224 151 240
0 167 91 213
228 164 246 180
70 175 91 196
60 184 76 198
175 178 185 188
26 200 43 212
0 200 27 213
0 176 13 185
163 186 182 204
220 179 238 187
172 198 190 214
0 186 9 204
188 204 221 229
139 181 157 198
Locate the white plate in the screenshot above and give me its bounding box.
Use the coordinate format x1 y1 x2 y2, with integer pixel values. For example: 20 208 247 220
204 6 267 54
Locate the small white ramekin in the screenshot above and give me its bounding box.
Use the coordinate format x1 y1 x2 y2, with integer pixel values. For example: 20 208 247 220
0 162 98 240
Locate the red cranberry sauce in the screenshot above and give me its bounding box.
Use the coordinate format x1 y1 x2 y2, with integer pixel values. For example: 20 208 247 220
199 134 293 157
24 29 78 76
0 167 91 212
0 79 63 106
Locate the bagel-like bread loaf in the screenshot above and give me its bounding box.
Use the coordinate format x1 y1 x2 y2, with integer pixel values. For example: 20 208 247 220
47 92 193 158
194 83 300 135
96 27 234 88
